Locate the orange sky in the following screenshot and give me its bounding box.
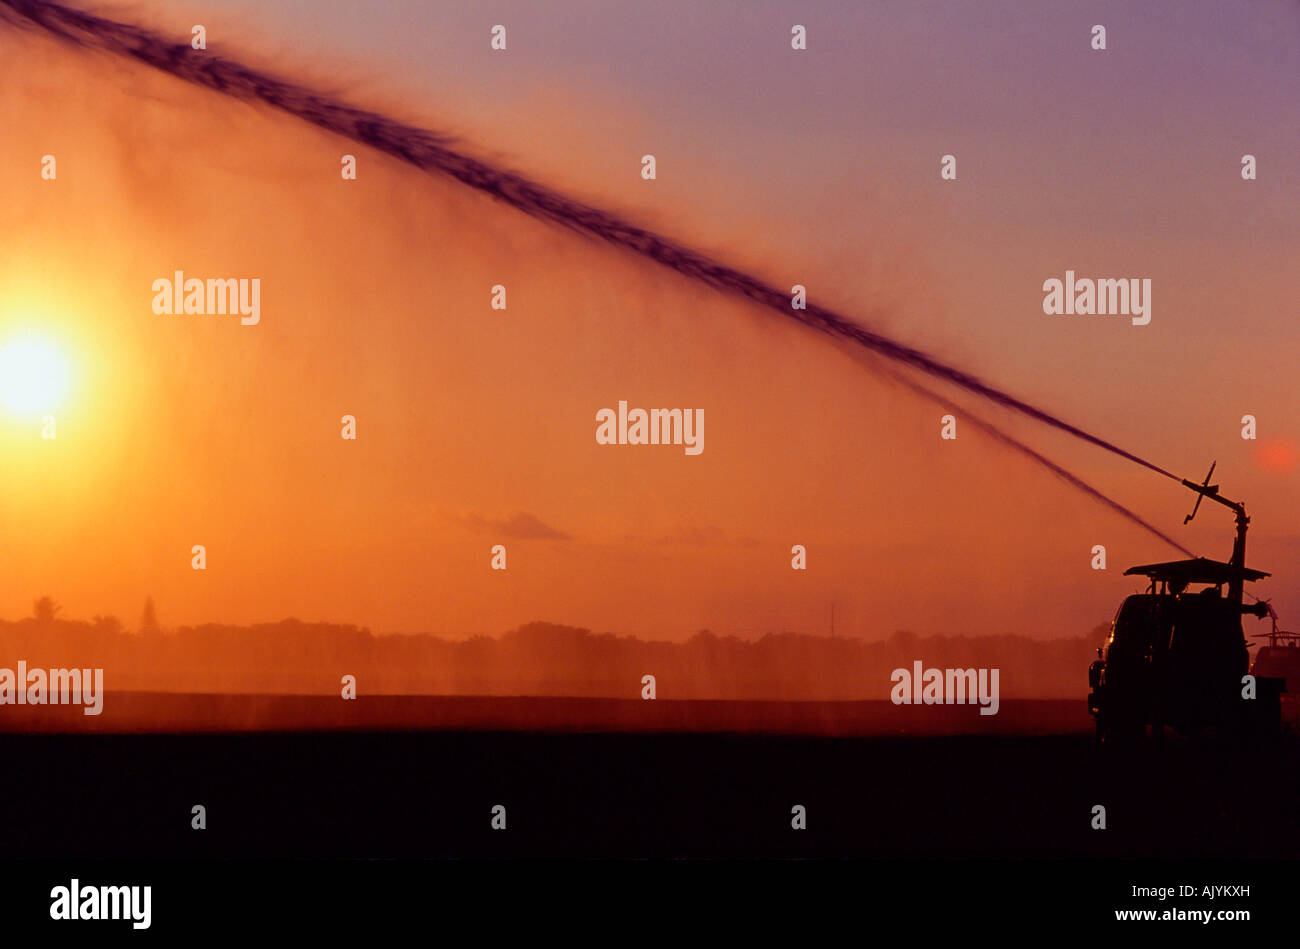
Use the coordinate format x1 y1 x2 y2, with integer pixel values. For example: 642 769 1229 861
1 3 1296 642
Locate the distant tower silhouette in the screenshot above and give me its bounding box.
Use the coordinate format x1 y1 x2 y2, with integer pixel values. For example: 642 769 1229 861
139 597 160 635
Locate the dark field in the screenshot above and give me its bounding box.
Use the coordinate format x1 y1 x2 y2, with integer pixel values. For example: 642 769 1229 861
0 693 1090 735
0 695 1296 860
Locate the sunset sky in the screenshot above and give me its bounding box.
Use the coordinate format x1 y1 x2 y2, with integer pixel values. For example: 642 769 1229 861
1 0 1296 643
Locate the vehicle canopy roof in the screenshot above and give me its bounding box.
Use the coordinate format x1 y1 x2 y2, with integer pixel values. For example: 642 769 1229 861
1123 557 1269 585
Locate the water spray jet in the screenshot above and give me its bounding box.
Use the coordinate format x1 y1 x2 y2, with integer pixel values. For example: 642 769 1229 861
1 0 1197 552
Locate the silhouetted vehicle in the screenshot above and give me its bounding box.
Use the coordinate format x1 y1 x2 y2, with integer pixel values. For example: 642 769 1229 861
1087 464 1285 742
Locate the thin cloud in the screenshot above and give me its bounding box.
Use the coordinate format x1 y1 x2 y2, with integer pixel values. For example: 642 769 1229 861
452 511 573 541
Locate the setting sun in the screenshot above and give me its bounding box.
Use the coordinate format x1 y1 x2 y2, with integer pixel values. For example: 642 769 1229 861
0 333 71 419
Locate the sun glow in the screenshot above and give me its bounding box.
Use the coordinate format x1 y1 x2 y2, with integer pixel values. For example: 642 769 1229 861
0 334 72 419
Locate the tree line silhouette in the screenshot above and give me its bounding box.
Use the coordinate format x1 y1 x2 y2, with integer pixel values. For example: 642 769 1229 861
1 597 1100 699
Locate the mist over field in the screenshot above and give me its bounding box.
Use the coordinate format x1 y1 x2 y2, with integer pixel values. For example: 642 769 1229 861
0 610 1100 700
